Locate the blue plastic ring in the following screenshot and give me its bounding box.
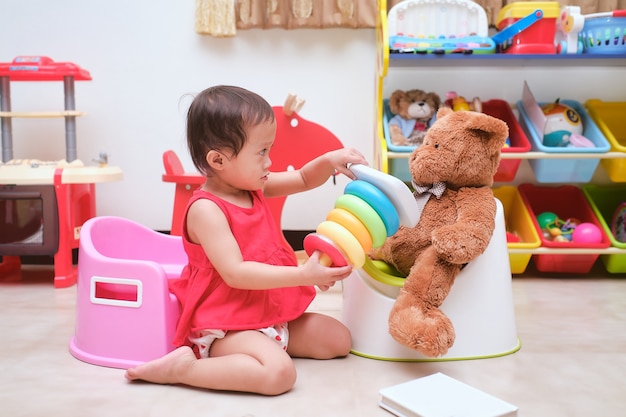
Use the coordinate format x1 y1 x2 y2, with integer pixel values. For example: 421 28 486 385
344 180 400 236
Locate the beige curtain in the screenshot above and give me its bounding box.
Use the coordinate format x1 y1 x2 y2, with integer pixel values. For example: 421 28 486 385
195 0 378 36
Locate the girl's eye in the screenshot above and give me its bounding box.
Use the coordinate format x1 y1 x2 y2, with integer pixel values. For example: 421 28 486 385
260 149 268 156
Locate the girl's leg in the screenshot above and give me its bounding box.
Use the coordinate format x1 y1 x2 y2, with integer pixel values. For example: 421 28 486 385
287 312 352 359
125 330 296 395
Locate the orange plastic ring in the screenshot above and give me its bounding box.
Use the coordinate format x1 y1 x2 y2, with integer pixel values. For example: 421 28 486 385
317 220 366 268
326 208 373 253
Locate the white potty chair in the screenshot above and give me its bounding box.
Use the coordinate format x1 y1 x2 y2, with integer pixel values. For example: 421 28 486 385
341 199 521 361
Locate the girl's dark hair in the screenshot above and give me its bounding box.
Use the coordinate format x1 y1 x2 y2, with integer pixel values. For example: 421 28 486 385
187 85 275 175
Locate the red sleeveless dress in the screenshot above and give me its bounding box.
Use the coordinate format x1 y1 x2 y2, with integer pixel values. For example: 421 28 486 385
169 189 316 346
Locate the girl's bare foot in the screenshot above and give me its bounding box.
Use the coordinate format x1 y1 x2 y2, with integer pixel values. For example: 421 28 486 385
125 346 197 384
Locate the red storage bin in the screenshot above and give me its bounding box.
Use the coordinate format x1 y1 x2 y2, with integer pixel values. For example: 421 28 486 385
518 184 611 274
482 99 531 182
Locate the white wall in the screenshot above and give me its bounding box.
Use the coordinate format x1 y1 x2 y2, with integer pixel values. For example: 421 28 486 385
1 0 376 231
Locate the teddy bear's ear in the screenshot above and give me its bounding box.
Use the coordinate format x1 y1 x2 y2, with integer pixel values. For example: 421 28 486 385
389 90 407 114
436 107 453 119
427 92 441 109
466 114 509 152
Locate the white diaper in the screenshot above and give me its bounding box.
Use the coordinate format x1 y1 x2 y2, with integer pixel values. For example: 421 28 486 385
190 322 289 358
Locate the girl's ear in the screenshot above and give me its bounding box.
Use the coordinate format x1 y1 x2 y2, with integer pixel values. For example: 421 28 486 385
206 150 224 171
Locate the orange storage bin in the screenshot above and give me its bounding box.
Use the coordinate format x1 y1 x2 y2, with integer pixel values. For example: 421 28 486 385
493 186 541 274
518 184 611 274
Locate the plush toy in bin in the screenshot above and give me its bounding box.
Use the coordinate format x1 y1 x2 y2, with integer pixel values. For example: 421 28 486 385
387 89 441 147
612 203 626 243
541 99 593 148
444 91 482 113
370 106 509 357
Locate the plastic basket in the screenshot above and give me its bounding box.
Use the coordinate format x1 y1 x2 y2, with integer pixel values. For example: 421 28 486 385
383 98 530 182
518 184 611 274
582 184 626 273
585 99 626 182
516 99 610 183
382 98 436 154
495 1 560 54
493 186 541 274
483 100 531 182
581 16 626 55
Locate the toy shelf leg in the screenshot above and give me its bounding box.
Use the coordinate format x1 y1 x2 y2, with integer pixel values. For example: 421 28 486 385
53 169 96 288
63 76 77 162
1 76 13 162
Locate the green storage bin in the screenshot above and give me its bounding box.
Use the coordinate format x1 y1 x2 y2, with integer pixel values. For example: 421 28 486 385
582 184 626 273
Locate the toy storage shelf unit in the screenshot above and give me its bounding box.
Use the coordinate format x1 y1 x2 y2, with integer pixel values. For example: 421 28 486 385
0 56 123 288
375 0 626 274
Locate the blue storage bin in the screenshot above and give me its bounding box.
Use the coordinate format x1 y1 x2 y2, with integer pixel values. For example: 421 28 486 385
516 99 610 183
382 98 436 153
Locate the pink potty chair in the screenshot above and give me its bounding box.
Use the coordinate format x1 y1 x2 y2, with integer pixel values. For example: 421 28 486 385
69 216 185 369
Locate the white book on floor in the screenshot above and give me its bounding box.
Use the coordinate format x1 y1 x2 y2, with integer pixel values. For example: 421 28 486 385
379 372 518 417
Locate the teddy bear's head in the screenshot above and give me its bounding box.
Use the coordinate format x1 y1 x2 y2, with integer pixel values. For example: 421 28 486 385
389 89 441 122
409 107 508 188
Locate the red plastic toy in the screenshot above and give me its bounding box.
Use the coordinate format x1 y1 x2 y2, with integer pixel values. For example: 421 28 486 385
0 56 91 81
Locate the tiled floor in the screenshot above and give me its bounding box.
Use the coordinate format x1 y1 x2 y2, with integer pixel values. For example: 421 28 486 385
1 262 625 417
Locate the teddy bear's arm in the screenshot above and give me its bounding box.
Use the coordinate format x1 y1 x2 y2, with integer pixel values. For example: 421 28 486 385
431 187 496 264
389 124 409 146
389 116 413 146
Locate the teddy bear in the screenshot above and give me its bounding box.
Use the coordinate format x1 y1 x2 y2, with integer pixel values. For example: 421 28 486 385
370 106 509 357
387 89 441 147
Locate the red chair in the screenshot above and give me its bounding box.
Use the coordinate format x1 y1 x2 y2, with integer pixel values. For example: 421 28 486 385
161 150 204 236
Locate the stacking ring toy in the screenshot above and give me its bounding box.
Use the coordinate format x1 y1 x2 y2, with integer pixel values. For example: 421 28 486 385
316 221 366 267
303 233 349 267
303 164 420 269
344 180 400 236
326 208 373 253
349 164 419 227
335 194 387 248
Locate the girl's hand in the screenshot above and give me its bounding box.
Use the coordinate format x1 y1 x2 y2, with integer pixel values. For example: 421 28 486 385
300 251 353 291
326 148 368 180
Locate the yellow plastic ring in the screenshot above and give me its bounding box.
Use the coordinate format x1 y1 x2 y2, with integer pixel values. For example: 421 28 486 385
317 220 366 268
326 208 373 253
334 194 387 248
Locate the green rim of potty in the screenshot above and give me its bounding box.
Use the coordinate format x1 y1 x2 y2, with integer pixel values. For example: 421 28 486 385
362 258 406 287
335 194 387 248
349 340 522 362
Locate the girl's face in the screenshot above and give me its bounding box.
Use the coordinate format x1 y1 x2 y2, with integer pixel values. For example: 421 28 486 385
221 120 276 191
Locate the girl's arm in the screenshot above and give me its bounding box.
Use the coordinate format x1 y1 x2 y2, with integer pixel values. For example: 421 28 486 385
187 198 353 290
263 147 368 199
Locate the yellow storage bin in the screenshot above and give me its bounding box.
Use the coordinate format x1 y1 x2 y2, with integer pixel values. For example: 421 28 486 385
585 99 626 182
493 185 541 274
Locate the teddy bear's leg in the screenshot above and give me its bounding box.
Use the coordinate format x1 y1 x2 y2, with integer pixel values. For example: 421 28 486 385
388 246 462 357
